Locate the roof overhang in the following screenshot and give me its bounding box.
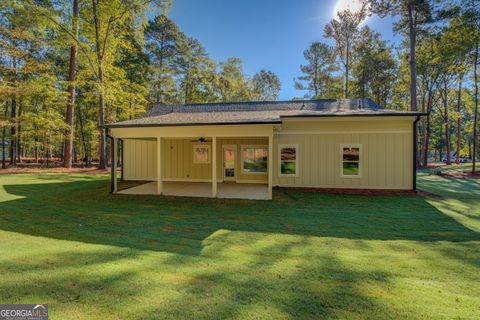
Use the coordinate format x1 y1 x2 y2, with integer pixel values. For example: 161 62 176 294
104 120 282 129
279 112 428 119
104 112 428 129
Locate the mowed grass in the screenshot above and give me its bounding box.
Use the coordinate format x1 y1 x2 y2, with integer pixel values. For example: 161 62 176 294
0 167 479 319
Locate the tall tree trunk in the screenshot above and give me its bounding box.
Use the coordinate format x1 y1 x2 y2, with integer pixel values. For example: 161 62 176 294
473 42 479 173
46 134 50 168
407 4 418 112
8 29 17 166
456 77 463 164
9 52 17 166
16 100 22 163
9 96 16 166
184 71 190 104
419 88 427 166
361 68 366 99
92 0 107 169
407 4 419 176
34 132 38 163
345 38 349 99
443 80 451 165
422 87 434 167
88 133 92 166
63 0 80 168
423 114 431 167
2 102 7 169
77 103 88 166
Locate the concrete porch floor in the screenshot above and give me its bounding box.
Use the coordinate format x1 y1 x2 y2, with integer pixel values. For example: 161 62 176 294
117 181 269 200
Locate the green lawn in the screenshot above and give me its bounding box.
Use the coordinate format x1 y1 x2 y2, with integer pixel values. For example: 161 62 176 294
0 166 479 319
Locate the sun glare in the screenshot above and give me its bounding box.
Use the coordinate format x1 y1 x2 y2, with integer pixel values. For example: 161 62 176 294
333 0 365 17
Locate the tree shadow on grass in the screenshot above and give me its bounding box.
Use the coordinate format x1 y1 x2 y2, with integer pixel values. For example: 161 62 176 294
0 247 143 301
136 252 396 319
0 177 479 256
0 233 405 319
418 174 480 198
1 176 479 318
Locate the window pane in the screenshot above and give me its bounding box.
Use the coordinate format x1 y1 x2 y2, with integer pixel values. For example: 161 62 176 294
225 150 234 162
281 147 296 161
243 147 267 173
243 148 255 161
343 162 359 176
281 161 296 175
255 148 268 162
343 147 359 162
194 146 209 163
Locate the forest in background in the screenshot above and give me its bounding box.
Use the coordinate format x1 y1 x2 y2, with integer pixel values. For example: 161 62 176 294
0 0 479 171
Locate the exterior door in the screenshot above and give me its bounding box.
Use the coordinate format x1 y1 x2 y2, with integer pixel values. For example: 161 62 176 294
223 145 236 181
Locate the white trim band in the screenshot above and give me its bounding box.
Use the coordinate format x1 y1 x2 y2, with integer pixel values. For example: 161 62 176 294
274 130 411 135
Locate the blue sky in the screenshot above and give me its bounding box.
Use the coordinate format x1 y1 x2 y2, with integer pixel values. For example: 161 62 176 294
168 0 400 100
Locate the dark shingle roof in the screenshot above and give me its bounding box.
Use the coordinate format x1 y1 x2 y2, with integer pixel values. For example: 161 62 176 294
106 98 425 128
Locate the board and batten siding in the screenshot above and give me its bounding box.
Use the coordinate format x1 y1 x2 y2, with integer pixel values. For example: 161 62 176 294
121 117 415 189
273 117 414 189
123 139 157 181
163 138 212 181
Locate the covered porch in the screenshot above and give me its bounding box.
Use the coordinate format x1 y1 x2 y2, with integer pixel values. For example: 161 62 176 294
109 124 274 200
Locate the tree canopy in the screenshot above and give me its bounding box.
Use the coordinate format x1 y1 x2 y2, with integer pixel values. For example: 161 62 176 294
0 0 281 168
0 0 479 172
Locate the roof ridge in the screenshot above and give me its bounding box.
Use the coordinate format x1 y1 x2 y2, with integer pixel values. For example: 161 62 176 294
152 98 345 109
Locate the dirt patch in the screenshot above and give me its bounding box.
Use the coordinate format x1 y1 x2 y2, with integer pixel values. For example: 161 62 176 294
275 186 434 196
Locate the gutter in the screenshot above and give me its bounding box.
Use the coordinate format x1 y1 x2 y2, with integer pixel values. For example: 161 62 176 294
279 112 428 119
413 116 421 191
119 138 124 181
103 120 282 129
105 128 115 193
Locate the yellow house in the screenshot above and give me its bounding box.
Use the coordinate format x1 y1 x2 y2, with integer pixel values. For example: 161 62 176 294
106 99 425 200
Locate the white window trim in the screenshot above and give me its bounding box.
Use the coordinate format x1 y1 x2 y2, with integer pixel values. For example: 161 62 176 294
278 144 299 177
240 144 268 175
193 144 211 164
340 144 362 178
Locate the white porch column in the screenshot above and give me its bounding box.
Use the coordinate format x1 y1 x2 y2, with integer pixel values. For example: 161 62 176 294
268 134 273 200
113 138 118 193
212 136 217 198
157 137 163 195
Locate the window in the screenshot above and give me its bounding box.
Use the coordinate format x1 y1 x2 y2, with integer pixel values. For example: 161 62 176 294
241 145 268 173
279 144 298 176
341 144 361 177
193 145 210 164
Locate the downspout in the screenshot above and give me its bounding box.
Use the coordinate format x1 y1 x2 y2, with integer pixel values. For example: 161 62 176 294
413 116 421 191
106 128 114 193
119 138 124 181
